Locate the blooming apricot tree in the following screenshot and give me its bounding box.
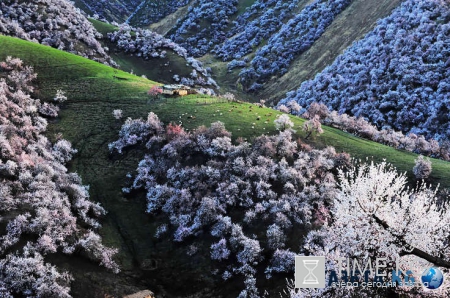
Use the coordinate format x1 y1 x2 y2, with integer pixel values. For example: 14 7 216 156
298 161 450 297
147 85 163 98
274 114 294 131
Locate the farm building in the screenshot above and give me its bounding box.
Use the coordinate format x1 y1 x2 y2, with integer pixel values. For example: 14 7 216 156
162 84 191 96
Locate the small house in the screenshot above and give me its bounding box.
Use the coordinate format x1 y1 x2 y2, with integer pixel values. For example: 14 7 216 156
162 84 191 96
177 89 188 96
162 85 176 95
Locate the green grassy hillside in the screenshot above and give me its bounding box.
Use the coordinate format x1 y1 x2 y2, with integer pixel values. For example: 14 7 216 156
89 19 197 85
0 35 157 101
1 35 449 296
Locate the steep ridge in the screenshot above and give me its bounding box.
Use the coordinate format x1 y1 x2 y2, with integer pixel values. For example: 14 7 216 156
259 0 402 102
127 0 190 27
147 3 193 36
73 0 141 23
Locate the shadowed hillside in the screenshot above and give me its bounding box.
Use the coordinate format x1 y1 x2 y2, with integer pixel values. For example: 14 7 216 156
258 0 403 102
73 0 141 23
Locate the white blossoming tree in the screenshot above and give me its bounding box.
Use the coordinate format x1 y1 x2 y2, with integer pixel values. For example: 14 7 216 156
274 114 295 131
297 161 450 297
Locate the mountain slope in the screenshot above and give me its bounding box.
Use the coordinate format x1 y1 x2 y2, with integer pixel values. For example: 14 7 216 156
70 0 405 100
2 35 450 296
148 0 402 102
279 0 450 140
255 0 403 101
73 0 141 23
127 0 190 27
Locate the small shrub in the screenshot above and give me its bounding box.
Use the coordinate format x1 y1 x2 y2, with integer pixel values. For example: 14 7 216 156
413 155 432 179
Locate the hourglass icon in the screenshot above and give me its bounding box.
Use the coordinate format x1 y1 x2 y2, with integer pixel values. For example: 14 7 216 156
295 256 325 288
303 259 319 285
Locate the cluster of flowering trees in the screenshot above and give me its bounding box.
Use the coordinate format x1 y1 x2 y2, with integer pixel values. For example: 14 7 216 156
214 0 300 61
110 113 351 296
0 58 118 297
107 23 217 87
239 0 352 90
108 23 187 58
281 102 450 161
169 0 239 57
323 110 450 160
290 161 450 297
147 85 163 98
280 0 450 141
0 0 114 66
